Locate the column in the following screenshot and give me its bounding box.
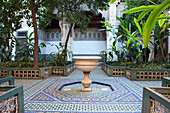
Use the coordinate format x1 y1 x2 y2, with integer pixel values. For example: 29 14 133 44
59 19 73 61
108 3 117 61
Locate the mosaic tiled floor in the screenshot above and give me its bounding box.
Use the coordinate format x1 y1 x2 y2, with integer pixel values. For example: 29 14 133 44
15 79 42 90
24 68 161 113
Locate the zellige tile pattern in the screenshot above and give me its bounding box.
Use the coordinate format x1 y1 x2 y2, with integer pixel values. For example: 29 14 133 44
24 68 161 112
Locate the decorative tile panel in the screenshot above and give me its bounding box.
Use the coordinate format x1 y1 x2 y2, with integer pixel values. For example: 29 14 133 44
150 98 169 112
52 68 64 76
0 96 18 113
24 69 162 112
0 70 8 77
136 71 168 80
12 70 40 78
112 68 125 76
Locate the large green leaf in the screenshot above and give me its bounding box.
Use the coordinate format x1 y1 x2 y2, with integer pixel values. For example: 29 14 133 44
110 0 117 4
116 35 123 41
125 28 132 37
160 23 170 33
123 5 157 14
158 16 170 20
116 16 124 26
29 31 34 39
134 18 142 36
127 39 132 48
158 14 167 27
137 9 152 21
143 0 170 48
11 33 20 46
147 0 157 5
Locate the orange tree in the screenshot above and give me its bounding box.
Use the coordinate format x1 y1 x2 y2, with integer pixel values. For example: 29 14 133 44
36 0 111 62
0 0 26 62
2 0 111 67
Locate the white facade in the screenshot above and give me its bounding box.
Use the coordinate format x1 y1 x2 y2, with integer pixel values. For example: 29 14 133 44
13 1 125 61
73 41 107 55
14 0 165 61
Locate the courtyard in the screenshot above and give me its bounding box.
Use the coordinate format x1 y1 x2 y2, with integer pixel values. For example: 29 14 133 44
0 0 170 112
14 68 161 113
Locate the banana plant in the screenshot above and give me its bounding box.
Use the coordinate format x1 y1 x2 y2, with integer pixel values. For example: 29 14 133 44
15 31 47 67
15 32 34 63
100 51 107 63
123 0 170 48
101 19 127 62
49 43 72 66
152 22 169 62
116 17 142 62
101 16 142 62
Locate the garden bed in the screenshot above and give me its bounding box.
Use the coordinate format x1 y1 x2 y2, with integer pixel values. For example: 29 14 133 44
102 63 170 80
102 63 125 77
0 63 75 78
126 67 170 81
0 67 50 79
50 63 75 76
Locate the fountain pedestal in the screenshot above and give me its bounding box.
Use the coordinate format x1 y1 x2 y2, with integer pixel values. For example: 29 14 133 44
81 72 92 92
73 56 101 92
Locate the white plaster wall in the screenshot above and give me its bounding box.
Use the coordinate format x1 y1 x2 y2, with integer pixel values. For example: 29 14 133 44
14 18 34 38
12 18 34 60
39 39 46 54
116 3 126 19
73 41 107 54
44 41 61 54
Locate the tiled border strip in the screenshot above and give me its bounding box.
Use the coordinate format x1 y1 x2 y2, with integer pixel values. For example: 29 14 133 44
24 78 55 100
24 103 142 112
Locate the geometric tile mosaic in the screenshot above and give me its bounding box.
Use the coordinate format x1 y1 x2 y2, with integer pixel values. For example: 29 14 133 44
60 82 113 97
25 103 142 112
24 68 161 113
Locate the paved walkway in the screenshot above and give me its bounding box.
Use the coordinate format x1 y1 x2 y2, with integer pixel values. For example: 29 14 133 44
15 79 42 90
23 68 161 113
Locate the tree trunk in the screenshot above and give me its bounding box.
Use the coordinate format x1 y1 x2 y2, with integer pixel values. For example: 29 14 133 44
31 0 38 67
64 23 73 50
64 23 73 62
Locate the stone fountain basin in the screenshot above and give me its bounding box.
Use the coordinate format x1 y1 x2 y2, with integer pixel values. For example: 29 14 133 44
73 56 101 72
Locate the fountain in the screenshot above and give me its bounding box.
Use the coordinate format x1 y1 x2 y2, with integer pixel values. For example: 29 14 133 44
73 56 101 92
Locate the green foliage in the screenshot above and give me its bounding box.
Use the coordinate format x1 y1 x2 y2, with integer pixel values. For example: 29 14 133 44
143 0 170 48
101 16 143 62
158 14 168 27
129 62 167 69
123 0 148 32
100 51 107 63
0 0 27 33
124 0 170 48
0 61 50 68
152 22 169 62
105 61 170 69
116 17 142 62
0 33 19 62
110 0 117 4
123 0 165 32
49 43 72 66
15 32 47 67
0 0 28 63
36 0 111 33
124 5 156 14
